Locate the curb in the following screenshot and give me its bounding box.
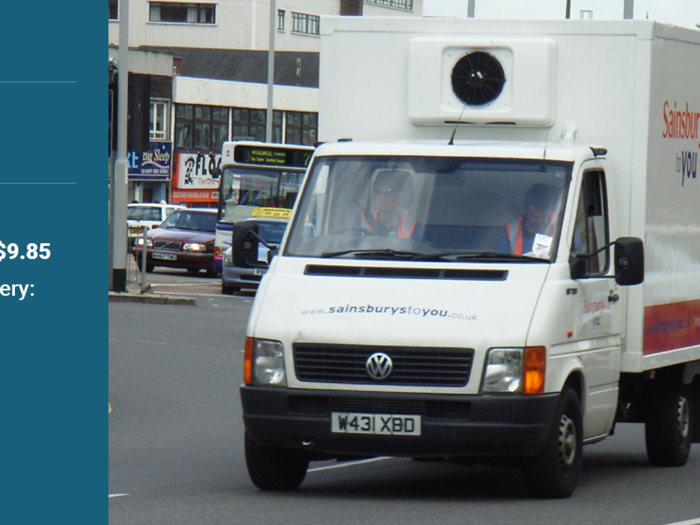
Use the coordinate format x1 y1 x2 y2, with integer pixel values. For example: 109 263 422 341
108 292 196 306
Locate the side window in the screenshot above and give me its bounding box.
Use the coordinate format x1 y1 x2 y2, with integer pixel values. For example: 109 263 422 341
571 170 609 275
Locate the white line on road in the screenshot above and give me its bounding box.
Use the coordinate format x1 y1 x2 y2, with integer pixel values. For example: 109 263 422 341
308 457 393 473
109 494 129 499
664 520 700 525
151 282 218 287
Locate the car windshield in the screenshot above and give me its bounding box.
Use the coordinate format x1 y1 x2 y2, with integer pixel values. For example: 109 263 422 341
256 221 288 244
285 155 572 262
127 206 162 221
160 210 217 233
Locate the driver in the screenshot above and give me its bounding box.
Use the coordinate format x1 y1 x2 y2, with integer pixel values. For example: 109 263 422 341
355 170 421 239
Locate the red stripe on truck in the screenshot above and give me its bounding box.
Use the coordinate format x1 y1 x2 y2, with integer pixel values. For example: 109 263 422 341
643 299 700 354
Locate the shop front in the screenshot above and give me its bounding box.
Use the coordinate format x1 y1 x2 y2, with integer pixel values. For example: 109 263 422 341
172 151 222 208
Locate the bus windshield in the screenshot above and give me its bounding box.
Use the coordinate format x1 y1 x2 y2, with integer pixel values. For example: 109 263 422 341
218 166 305 224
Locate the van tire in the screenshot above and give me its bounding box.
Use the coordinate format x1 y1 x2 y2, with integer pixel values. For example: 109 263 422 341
522 387 582 498
645 381 692 466
245 434 308 491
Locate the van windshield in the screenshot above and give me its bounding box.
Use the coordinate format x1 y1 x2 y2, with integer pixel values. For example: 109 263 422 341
285 156 572 262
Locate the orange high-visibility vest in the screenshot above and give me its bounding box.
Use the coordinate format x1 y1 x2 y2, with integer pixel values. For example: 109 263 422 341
506 214 557 255
361 210 417 239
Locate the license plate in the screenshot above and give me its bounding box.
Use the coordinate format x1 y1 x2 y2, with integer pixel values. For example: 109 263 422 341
153 252 176 261
331 413 421 436
253 268 266 276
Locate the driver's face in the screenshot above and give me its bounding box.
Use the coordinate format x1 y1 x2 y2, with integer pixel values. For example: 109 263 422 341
524 204 551 231
374 183 399 211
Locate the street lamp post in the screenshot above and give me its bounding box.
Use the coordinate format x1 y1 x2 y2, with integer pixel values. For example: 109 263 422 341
265 0 276 143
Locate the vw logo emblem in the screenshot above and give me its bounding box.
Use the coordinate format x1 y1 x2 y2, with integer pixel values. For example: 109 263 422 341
366 352 393 381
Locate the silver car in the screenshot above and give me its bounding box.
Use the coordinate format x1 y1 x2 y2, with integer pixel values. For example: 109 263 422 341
221 217 288 294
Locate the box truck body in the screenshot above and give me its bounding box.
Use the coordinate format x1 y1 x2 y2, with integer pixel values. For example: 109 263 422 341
239 19 700 497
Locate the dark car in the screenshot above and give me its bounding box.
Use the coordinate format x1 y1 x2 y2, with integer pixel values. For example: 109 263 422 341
132 208 218 275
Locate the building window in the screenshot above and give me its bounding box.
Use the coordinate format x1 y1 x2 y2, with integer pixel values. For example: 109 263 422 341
150 100 169 140
365 0 413 10
175 104 228 152
291 12 320 36
109 0 118 20
232 109 283 143
285 112 317 146
149 2 216 24
278 9 285 31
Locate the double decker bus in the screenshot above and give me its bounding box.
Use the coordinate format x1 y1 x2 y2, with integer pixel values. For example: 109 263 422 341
215 141 315 272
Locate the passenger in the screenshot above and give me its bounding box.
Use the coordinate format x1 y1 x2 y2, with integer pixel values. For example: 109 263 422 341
497 183 559 255
356 170 422 239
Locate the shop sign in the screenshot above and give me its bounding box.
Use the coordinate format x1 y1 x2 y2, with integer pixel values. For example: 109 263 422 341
176 152 222 189
128 142 172 181
172 189 219 203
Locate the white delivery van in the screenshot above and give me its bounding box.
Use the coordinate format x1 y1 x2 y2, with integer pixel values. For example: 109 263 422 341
238 19 700 498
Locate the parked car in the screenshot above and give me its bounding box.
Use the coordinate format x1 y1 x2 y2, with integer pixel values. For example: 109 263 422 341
127 202 184 243
221 209 290 294
133 208 217 275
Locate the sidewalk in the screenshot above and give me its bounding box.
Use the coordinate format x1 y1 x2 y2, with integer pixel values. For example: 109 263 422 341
108 278 196 306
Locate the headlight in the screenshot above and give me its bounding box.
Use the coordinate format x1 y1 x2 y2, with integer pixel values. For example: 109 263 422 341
482 347 546 395
244 338 287 386
483 348 523 393
134 238 153 247
224 247 233 265
183 242 206 252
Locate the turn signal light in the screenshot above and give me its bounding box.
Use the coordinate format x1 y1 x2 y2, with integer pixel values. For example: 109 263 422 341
523 346 546 395
244 337 254 385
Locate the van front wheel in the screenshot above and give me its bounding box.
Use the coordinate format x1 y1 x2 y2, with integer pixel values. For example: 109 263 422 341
522 387 583 498
245 434 308 491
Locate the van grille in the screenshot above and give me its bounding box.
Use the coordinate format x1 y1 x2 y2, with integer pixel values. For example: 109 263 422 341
293 344 474 387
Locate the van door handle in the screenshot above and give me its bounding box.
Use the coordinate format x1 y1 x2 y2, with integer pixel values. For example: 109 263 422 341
608 292 620 303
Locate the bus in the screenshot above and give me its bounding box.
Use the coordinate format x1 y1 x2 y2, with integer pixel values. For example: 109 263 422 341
215 141 315 272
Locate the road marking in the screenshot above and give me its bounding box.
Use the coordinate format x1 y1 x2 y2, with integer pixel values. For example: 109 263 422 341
664 520 700 525
308 457 393 473
109 494 129 499
155 291 233 299
151 282 218 287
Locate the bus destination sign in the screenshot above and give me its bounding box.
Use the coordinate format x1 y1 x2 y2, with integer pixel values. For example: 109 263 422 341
234 145 312 169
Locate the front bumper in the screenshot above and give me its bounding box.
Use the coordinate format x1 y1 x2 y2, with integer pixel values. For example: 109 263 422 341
222 262 267 289
241 386 560 458
132 248 214 271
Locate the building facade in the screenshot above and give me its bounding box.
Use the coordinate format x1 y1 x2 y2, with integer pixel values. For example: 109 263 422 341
108 0 423 206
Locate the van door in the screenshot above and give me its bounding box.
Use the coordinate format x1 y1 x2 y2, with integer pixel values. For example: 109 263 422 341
570 168 623 439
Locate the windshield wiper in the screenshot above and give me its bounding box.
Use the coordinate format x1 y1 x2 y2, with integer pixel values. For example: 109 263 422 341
414 251 549 262
320 248 431 260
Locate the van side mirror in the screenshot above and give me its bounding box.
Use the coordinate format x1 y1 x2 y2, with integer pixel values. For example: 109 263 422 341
614 237 644 286
232 221 260 268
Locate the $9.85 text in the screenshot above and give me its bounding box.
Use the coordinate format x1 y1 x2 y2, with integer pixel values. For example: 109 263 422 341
0 243 51 262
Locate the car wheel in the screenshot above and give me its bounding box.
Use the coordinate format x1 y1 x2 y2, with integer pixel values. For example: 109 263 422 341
245 434 308 491
221 284 240 295
522 387 582 498
136 260 155 273
645 380 692 466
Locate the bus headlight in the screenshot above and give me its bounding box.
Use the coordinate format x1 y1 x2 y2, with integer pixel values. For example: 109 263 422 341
244 338 287 387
